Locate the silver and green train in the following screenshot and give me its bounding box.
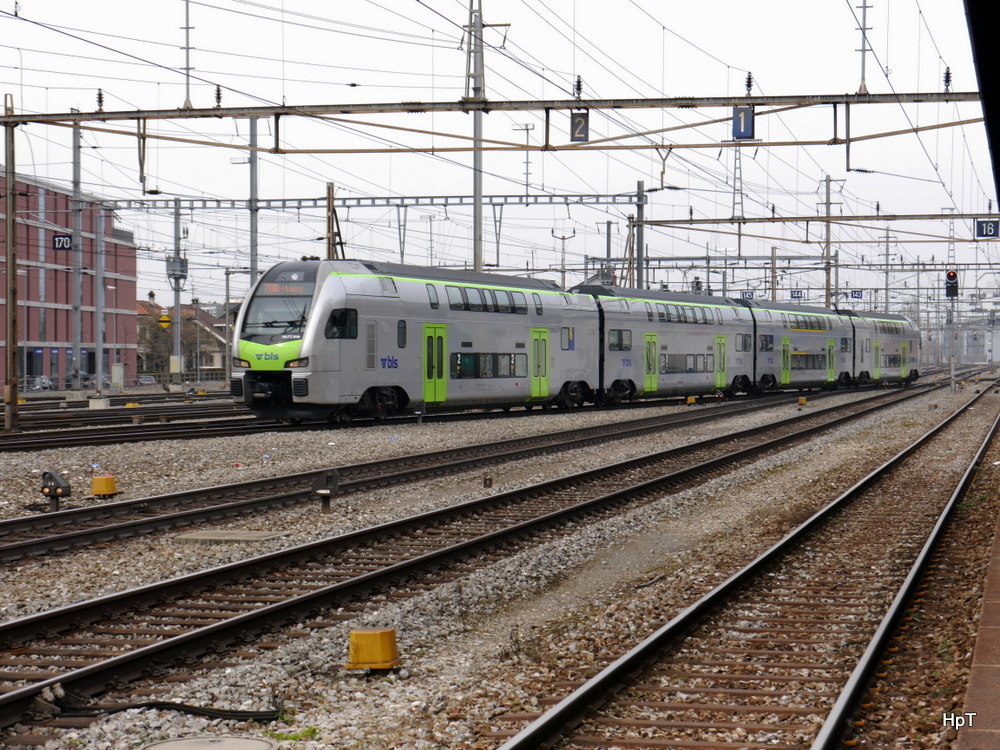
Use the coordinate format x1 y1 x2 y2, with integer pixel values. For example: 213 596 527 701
230 259 920 421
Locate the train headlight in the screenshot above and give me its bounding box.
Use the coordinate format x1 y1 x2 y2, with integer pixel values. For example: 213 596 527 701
286 357 310 368
233 357 250 369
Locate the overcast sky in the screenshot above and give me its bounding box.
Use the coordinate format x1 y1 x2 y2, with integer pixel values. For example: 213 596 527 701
0 0 989 310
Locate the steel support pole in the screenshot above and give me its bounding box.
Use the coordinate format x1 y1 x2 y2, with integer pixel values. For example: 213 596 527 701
3 100 17 432
94 210 105 395
71 120 82 389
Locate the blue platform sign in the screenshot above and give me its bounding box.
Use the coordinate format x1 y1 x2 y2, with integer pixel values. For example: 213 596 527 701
790 290 803 299
740 290 754 300
733 106 755 139
51 233 71 251
851 290 864 300
975 219 999 239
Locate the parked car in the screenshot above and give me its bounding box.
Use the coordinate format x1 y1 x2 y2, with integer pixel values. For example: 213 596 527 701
137 375 157 386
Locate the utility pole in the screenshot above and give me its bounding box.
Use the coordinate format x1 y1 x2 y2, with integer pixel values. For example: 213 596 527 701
552 228 575 289
167 198 188 386
512 123 534 196
883 226 891 313
636 181 646 289
771 246 778 301
181 0 194 108
71 115 82 390
856 0 872 95
422 215 435 265
466 0 485 272
94 210 105 395
3 95 17 432
249 118 259 282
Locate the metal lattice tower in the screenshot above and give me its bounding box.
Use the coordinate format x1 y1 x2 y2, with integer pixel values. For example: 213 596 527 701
732 147 745 221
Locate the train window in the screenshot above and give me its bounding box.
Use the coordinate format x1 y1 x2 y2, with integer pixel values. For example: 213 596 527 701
514 353 528 377
759 334 774 351
446 285 466 311
698 308 711 324
715 309 723 324
397 320 406 348
656 304 667 322
478 353 495 378
865 338 872 352
667 304 679 322
496 353 512 377
645 302 654 321
736 334 751 352
659 354 669 374
426 284 440 309
324 309 358 339
780 313 788 328
482 289 497 312
494 290 512 313
451 352 477 379
561 327 575 350
841 337 852 352
686 354 695 372
512 292 528 314
466 287 485 312
378 276 398 295
609 329 632 351
533 293 544 316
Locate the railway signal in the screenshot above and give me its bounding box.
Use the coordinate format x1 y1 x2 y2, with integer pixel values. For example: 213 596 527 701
945 269 959 298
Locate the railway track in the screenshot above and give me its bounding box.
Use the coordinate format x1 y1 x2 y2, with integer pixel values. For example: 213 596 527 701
13 402 249 431
0 387 930 562
0 378 965 452
485 385 1000 749
0 384 953 738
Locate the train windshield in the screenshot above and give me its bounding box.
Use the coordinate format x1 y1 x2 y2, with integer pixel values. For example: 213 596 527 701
241 265 317 342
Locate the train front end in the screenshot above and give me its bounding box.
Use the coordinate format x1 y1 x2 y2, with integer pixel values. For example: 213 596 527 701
230 261 320 421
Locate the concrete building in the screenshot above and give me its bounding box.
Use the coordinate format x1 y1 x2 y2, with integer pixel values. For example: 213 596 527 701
0 173 137 389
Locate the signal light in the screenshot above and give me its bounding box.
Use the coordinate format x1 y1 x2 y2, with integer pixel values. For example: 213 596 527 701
945 269 959 298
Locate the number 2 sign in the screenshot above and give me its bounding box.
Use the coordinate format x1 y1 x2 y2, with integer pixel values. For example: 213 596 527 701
570 111 589 142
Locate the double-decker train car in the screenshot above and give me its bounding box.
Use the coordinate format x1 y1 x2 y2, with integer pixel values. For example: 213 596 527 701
230 259 920 421
230 259 601 421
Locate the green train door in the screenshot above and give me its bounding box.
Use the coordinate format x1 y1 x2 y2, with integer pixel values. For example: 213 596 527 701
901 341 909 380
644 332 658 394
530 328 549 400
780 337 791 385
715 335 727 390
826 338 836 383
873 340 881 379
423 323 447 404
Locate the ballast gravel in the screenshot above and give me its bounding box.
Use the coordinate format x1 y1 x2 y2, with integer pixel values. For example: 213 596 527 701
0 383 993 749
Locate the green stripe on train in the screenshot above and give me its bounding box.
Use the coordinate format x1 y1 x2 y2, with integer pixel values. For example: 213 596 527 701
239 339 303 371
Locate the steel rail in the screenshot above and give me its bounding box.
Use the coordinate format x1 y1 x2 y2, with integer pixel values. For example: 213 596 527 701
0 388 940 729
810 400 1000 748
495 385 996 750
0 388 929 562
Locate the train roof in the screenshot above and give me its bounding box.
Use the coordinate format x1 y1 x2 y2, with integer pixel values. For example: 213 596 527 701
569 283 741 306
569 282 915 324
333 259 564 292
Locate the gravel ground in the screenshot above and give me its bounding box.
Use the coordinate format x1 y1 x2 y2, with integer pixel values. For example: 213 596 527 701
0 384 995 750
